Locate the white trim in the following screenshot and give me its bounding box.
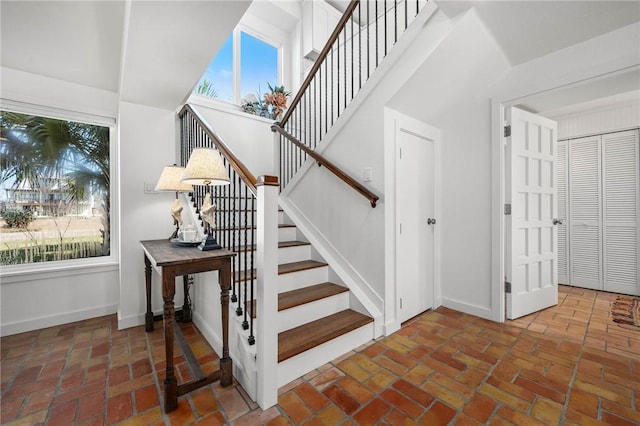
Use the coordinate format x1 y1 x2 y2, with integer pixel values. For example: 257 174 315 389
1 261 118 284
0 99 120 275
1 303 118 336
384 107 442 334
192 309 223 357
441 297 492 320
0 98 116 126
187 95 277 124
491 99 507 322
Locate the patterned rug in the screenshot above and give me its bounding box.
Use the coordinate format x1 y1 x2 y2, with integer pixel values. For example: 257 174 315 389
611 296 640 330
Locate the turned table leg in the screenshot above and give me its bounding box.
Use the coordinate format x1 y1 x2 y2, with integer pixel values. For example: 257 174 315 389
163 271 178 413
219 261 233 387
144 255 154 332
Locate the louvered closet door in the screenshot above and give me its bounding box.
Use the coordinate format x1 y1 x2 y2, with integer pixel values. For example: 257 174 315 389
557 141 569 284
603 130 640 296
569 136 602 289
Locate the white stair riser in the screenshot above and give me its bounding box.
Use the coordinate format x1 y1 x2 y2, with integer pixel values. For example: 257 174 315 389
277 322 374 388
278 244 311 264
278 226 297 242
207 210 283 227
232 244 311 270
279 267 329 292
278 292 349 332
204 226 294 247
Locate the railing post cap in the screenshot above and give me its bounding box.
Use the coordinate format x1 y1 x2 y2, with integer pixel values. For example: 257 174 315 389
256 175 279 187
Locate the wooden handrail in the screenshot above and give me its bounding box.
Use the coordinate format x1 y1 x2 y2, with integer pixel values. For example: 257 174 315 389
279 0 360 127
179 104 258 195
271 125 379 208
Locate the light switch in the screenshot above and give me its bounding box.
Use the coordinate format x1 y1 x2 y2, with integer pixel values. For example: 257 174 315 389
363 167 372 182
144 182 158 194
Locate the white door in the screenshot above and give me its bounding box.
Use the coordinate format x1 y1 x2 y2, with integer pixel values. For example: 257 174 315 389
602 130 640 295
569 135 602 290
397 129 434 322
506 107 558 319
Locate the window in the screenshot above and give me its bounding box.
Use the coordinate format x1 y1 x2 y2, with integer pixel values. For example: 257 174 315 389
0 110 112 265
194 29 280 105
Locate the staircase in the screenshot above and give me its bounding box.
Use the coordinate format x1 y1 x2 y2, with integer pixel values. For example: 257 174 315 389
233 208 374 388
178 0 435 409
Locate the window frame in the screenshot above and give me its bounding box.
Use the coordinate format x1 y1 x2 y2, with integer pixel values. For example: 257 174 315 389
194 24 284 106
0 100 119 279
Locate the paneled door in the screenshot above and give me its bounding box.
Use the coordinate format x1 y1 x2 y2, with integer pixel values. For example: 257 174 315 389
506 107 559 319
397 129 434 322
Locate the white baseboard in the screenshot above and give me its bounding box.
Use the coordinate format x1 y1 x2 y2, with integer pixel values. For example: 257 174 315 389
1 303 118 337
441 297 493 320
193 310 223 356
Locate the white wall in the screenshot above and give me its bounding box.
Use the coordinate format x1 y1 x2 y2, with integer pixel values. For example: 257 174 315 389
187 99 277 177
386 15 640 322
387 10 511 319
0 67 120 336
282 6 450 315
117 101 185 329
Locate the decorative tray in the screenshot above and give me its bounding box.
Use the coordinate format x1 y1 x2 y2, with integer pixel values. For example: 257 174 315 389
170 238 200 247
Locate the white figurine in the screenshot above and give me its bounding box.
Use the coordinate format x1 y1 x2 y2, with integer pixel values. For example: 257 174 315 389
200 193 217 231
171 198 183 225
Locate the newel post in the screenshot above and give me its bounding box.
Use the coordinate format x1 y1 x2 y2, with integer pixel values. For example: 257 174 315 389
256 175 279 408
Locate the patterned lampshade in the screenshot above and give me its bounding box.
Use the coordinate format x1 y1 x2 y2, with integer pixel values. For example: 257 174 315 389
181 148 230 186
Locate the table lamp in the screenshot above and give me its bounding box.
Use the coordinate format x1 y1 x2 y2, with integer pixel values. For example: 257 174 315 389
154 164 193 239
181 147 230 250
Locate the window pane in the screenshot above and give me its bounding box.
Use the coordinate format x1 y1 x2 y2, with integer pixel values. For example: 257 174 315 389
240 32 278 99
195 34 233 102
0 111 111 265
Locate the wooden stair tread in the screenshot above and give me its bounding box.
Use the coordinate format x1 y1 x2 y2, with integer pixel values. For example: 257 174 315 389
278 260 327 275
247 282 349 318
234 260 327 282
217 224 294 231
234 241 310 252
278 240 310 248
278 310 372 362
279 282 348 311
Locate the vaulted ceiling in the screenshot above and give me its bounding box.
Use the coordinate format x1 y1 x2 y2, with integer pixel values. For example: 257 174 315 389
2 1 639 111
1 0 252 110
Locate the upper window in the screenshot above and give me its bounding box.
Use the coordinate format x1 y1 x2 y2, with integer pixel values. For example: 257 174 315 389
194 29 280 105
0 110 112 266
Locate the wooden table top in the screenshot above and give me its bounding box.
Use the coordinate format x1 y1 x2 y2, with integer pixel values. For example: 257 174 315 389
140 239 235 267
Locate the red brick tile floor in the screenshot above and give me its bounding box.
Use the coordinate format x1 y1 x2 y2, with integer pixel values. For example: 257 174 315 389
2 285 638 425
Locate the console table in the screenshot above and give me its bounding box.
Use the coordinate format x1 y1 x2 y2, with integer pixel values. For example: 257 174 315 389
140 239 235 413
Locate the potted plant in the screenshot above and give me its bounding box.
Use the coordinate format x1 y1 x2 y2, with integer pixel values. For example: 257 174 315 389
241 83 291 120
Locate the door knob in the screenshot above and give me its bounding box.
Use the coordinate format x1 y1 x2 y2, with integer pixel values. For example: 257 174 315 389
427 218 436 225
553 219 563 225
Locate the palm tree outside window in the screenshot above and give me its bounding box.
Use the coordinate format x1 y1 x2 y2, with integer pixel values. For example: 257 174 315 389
0 110 111 265
193 29 280 108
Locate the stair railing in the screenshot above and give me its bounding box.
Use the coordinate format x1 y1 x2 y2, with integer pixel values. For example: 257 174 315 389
273 0 427 205
179 104 275 348
179 104 280 408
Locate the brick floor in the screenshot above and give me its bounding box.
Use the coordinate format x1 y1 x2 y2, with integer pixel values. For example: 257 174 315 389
1 285 638 425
